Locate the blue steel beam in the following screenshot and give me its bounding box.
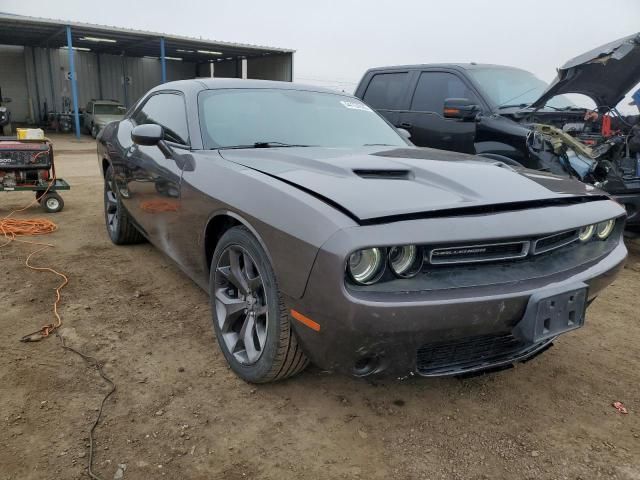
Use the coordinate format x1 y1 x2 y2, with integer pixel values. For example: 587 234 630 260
160 37 167 84
65 26 81 139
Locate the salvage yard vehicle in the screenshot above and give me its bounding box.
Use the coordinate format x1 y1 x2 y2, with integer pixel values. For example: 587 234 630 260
98 79 627 383
355 33 640 226
83 100 126 138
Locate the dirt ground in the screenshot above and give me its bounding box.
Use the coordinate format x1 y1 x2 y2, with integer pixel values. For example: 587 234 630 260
1 134 639 480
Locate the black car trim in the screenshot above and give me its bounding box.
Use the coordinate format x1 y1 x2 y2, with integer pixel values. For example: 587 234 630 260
358 195 610 226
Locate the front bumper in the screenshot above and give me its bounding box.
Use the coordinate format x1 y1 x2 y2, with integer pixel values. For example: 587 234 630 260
287 205 627 378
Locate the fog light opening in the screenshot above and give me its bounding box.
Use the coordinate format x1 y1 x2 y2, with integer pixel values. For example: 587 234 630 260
352 356 379 377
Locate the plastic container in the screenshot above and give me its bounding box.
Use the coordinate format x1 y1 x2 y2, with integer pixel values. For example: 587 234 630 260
16 128 45 140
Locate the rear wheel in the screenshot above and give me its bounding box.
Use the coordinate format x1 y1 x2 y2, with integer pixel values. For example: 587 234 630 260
104 165 145 244
210 226 308 383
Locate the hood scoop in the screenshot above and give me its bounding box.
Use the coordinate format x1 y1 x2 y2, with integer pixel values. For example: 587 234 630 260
353 169 412 180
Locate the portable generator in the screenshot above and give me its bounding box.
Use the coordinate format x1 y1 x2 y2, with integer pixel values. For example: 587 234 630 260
0 138 70 213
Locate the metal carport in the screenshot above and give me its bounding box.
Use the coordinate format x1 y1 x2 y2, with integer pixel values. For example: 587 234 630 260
0 12 294 137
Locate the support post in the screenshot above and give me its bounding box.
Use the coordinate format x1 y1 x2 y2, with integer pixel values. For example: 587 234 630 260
30 47 42 124
96 52 103 99
47 48 56 111
160 37 167 84
121 54 128 107
65 25 81 139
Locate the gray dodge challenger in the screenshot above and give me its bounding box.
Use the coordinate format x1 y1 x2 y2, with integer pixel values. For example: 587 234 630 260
97 79 627 383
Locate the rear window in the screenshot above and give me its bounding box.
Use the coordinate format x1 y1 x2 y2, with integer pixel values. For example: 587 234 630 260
362 73 409 110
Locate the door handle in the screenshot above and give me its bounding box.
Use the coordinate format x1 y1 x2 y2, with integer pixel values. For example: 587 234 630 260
399 122 413 129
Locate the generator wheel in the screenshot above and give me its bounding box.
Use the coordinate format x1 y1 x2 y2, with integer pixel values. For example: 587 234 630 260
41 192 64 213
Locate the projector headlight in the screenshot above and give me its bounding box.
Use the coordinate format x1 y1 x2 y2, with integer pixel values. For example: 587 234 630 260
388 245 422 278
595 219 615 239
578 224 595 242
348 248 385 285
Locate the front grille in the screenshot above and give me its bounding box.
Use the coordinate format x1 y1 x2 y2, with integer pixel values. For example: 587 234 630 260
429 241 529 265
532 229 579 255
416 334 530 375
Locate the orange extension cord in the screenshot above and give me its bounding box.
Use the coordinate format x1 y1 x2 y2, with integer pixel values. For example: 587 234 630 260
0 163 69 342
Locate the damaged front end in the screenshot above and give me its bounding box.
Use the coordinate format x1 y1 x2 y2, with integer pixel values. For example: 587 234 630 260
526 123 637 186
525 124 640 220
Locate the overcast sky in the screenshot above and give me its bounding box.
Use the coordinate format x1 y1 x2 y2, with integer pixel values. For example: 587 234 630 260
3 0 640 110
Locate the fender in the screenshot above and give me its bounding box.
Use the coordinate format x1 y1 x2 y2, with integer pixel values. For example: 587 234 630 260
203 209 275 272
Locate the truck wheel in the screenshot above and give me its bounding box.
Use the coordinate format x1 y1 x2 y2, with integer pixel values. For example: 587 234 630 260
41 192 64 213
91 124 99 138
104 165 145 244
210 226 309 383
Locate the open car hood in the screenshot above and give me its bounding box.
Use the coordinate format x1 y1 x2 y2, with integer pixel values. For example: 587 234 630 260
219 147 605 223
531 32 640 109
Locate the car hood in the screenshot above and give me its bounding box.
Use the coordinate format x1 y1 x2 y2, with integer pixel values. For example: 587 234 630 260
219 147 604 223
531 32 640 108
94 114 124 125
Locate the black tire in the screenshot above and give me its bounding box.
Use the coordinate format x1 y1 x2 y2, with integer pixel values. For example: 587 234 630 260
209 226 309 383
91 124 99 138
104 165 145 245
41 192 64 213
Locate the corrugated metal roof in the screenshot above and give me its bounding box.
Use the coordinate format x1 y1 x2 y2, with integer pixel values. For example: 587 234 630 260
0 12 294 60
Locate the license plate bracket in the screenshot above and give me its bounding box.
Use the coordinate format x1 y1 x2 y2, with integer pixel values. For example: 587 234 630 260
514 284 588 343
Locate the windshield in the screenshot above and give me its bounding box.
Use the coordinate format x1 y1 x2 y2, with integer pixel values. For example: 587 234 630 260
198 89 407 149
469 68 575 109
94 104 125 115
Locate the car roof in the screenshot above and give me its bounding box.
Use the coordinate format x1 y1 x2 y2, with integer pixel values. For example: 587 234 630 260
92 100 123 105
365 63 529 72
152 78 349 96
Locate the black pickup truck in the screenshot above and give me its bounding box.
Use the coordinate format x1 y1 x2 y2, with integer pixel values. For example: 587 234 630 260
354 33 640 226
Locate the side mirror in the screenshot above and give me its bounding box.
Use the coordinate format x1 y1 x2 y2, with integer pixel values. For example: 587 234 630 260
397 127 411 140
443 98 479 121
132 123 163 146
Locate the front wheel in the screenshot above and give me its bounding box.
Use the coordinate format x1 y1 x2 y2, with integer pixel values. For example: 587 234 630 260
209 226 308 383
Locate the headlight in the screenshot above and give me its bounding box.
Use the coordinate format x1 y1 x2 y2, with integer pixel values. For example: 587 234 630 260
388 245 422 278
578 224 595 242
348 248 385 285
596 219 615 239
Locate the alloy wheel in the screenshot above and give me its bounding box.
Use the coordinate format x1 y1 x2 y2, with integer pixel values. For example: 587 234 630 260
214 245 269 365
105 175 119 234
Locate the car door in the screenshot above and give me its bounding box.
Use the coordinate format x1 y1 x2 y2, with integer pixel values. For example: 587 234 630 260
122 92 190 255
397 70 481 154
360 71 412 128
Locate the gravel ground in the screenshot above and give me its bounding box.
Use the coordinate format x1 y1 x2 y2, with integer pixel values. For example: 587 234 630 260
1 134 639 480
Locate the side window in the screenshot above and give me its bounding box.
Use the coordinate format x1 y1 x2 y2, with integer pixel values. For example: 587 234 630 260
411 72 479 113
362 72 409 110
132 93 189 145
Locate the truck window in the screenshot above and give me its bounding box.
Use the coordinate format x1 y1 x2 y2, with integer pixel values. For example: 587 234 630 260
362 73 409 110
411 72 478 113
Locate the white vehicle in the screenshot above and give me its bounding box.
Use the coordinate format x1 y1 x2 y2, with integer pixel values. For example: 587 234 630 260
83 100 126 138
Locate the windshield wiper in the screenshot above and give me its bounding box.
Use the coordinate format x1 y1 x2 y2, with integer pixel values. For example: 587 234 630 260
215 141 314 150
363 143 396 146
496 103 531 110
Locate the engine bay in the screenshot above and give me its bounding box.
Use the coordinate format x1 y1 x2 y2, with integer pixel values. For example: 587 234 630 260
512 109 640 195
